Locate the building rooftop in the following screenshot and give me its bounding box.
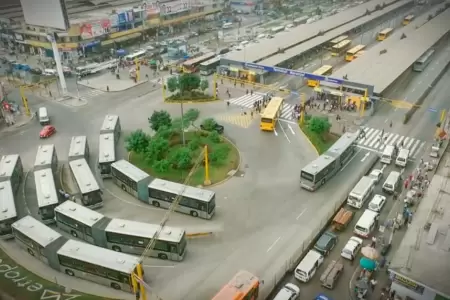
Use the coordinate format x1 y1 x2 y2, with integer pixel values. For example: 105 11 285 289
334 7 450 95
259 0 411 67
222 0 404 64
389 156 450 297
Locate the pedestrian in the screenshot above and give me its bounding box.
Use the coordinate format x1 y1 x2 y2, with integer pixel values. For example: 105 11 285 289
250 111 253 118
371 236 376 248
370 279 377 291
246 89 249 95
404 179 409 190
250 90 253 96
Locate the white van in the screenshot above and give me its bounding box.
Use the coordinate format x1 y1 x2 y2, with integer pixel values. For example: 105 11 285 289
42 69 57 76
354 209 379 238
222 22 233 29
381 145 395 164
38 107 50 125
295 250 324 282
382 171 401 194
347 176 375 209
396 148 410 167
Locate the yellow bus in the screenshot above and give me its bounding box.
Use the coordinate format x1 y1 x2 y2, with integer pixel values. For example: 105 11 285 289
331 39 352 56
345 44 366 61
402 14 414 25
307 65 333 87
212 270 260 300
327 35 349 49
260 97 284 131
377 28 394 41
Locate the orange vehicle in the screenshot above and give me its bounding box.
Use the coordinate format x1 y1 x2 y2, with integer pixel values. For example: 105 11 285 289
212 270 260 300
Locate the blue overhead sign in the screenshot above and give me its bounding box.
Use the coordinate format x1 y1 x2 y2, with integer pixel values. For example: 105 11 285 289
243 62 343 85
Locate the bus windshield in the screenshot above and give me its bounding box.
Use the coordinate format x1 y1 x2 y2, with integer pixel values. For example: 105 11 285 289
260 97 284 131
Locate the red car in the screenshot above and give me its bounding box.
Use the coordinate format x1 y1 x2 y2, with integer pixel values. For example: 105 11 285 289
40 125 56 138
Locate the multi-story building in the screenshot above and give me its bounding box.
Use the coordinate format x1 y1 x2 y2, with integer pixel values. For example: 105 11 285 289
0 0 225 61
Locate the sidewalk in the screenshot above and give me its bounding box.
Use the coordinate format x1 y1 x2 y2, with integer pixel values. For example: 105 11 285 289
77 65 162 92
305 106 364 135
0 112 34 135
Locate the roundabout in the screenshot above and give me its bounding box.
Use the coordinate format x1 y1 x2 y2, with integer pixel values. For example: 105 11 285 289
127 109 240 187
0 81 323 300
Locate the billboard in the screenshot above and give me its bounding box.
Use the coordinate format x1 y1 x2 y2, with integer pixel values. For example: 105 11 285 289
80 20 111 40
146 1 190 16
20 0 69 30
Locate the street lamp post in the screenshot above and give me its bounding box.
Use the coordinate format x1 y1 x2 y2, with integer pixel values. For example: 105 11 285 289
179 75 186 146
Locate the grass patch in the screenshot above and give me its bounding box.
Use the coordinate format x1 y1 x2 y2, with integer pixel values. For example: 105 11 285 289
130 131 240 186
300 124 339 154
0 246 112 300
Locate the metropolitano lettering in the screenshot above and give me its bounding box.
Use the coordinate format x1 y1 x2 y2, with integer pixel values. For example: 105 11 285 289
0 259 80 300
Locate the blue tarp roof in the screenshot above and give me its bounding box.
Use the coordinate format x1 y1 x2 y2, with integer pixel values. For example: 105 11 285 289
360 257 377 270
315 294 333 300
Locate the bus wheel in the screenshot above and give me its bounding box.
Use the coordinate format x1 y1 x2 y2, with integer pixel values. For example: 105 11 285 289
65 269 75 276
121 184 126 191
71 231 78 238
112 246 121 252
190 211 198 217
111 282 121 290
152 201 160 207
322 179 325 186
158 253 168 260
27 248 35 256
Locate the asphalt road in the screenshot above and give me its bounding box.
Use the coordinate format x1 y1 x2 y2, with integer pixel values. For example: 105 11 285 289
267 45 450 299
0 5 447 300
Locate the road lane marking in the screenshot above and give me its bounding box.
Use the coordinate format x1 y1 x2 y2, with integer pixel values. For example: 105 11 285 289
267 237 281 252
143 265 176 268
296 209 307 220
105 188 161 211
418 81 422 85
361 152 370 162
384 119 388 123
278 121 291 143
288 124 295 135
274 129 278 136
341 148 362 172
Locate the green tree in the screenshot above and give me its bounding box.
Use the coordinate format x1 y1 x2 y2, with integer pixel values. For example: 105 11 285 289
178 73 201 93
308 116 331 135
171 147 192 170
167 76 179 93
208 131 221 143
152 159 170 173
200 79 209 92
125 129 151 153
156 125 174 139
149 110 172 132
201 118 217 131
188 137 201 151
145 136 169 163
209 144 230 164
184 108 200 123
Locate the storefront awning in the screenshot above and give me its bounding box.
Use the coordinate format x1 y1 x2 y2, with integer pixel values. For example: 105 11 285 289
101 32 142 46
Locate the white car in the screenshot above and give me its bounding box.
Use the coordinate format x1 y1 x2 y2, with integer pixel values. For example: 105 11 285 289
341 236 363 261
273 283 300 300
368 194 387 212
368 169 383 184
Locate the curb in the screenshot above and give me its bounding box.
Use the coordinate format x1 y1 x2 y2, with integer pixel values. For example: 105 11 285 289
186 232 213 238
164 99 220 104
206 134 242 188
298 123 320 156
77 79 149 93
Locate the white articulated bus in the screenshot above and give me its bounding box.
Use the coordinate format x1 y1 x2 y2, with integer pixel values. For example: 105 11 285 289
110 160 151 201
0 181 18 239
69 159 103 208
34 168 60 224
98 133 117 178
0 154 24 194
68 136 90 162
147 178 216 219
34 144 58 173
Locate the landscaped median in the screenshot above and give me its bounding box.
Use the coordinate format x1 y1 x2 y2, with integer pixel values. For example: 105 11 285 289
299 115 339 154
0 246 112 300
127 109 240 187
163 73 219 104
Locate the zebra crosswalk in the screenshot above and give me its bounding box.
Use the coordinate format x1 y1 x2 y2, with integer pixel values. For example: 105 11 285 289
357 127 426 158
76 88 105 101
227 94 296 120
